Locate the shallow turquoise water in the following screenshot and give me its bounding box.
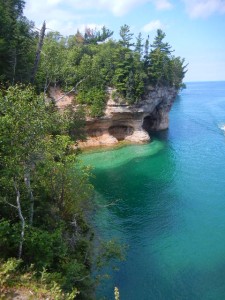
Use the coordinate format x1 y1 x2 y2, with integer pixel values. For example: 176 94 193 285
82 82 225 299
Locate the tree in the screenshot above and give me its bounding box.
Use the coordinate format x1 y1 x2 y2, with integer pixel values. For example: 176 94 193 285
0 84 95 295
30 21 46 84
151 29 173 55
36 31 67 92
83 26 113 44
119 24 134 48
170 56 188 88
144 35 150 65
135 32 144 55
147 29 187 87
0 0 36 83
0 85 50 257
148 48 169 85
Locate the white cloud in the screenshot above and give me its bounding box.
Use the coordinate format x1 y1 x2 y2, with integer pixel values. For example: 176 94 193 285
24 0 103 35
24 0 173 35
25 0 173 20
152 0 173 10
182 0 225 18
98 0 172 16
47 0 63 5
142 20 164 32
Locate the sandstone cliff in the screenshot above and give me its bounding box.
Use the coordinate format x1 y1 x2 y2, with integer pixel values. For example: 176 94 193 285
50 86 178 148
78 86 178 148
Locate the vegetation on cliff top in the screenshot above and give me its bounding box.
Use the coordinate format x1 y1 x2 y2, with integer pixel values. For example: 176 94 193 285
36 25 187 116
0 0 187 116
0 0 186 298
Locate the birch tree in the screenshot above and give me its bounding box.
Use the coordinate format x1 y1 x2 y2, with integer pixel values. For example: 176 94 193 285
0 85 49 256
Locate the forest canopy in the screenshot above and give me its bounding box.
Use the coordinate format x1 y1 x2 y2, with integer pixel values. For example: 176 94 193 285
32 26 187 116
0 0 187 116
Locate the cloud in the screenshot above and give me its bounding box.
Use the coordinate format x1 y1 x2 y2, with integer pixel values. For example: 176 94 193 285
24 0 173 35
182 0 225 18
152 0 173 10
25 0 173 20
24 0 103 35
98 0 172 16
142 20 164 32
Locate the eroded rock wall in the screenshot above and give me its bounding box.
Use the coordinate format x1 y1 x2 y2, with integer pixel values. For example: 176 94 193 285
79 86 178 147
49 86 178 148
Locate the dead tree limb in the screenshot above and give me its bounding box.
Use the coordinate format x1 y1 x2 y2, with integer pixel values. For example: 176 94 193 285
55 77 88 102
30 21 46 84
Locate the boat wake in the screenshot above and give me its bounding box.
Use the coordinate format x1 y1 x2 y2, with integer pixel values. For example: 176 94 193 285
219 124 225 132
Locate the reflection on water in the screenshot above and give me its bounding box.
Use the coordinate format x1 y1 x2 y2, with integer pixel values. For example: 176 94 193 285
82 82 225 300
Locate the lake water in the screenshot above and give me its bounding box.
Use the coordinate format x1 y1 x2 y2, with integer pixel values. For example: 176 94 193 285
82 82 225 300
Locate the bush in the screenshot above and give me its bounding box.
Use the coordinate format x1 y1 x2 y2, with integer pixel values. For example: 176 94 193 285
23 227 67 270
77 87 107 117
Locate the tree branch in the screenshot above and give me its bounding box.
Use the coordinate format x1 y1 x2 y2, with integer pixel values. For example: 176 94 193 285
4 200 17 209
55 77 88 102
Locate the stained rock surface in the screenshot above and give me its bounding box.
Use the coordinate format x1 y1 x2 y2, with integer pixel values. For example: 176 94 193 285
50 86 178 148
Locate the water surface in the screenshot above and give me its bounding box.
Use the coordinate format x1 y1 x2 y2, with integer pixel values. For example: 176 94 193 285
82 81 225 299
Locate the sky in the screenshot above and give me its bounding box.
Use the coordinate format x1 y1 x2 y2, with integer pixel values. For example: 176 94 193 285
24 0 225 82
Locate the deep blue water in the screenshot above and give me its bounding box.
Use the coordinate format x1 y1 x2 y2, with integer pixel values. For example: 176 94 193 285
82 81 225 299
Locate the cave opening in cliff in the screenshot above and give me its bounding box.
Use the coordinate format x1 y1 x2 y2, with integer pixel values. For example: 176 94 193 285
108 125 134 141
142 115 156 133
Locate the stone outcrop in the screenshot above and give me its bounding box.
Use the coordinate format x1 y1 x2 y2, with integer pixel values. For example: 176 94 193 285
78 86 178 148
50 86 178 148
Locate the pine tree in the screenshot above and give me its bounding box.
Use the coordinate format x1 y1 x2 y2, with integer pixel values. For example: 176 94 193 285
119 24 134 48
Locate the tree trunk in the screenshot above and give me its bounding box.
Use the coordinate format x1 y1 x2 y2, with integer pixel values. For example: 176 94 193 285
12 48 17 85
14 180 25 259
24 169 35 226
30 21 46 84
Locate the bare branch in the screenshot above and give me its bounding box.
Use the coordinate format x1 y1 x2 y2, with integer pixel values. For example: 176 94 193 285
30 21 46 84
74 275 90 282
55 77 88 102
4 200 17 209
97 199 120 208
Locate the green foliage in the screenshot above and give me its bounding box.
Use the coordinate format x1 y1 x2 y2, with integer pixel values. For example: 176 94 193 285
112 47 146 103
83 26 113 44
0 258 21 288
147 30 187 87
0 84 94 297
0 259 79 299
0 0 36 84
0 0 186 107
151 29 173 55
77 87 107 117
96 240 126 270
34 24 186 113
0 220 21 258
23 227 67 269
36 31 68 92
119 24 134 48
135 32 144 55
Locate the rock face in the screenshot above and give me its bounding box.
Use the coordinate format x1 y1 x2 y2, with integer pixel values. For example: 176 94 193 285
49 86 178 148
78 86 178 148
